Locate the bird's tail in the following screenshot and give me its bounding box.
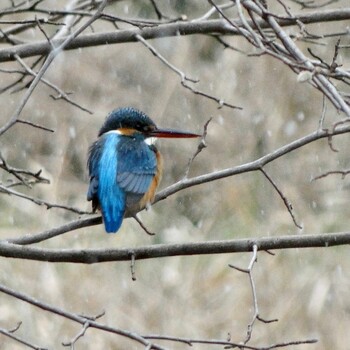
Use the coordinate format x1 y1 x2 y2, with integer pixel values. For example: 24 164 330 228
97 134 126 233
101 199 124 233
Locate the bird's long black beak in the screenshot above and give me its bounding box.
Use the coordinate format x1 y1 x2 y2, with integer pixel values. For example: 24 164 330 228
149 127 201 139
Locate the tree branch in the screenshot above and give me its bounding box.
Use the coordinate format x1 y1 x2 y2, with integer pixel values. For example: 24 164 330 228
144 334 317 350
4 120 350 246
0 0 108 136
0 323 47 350
0 8 349 62
0 280 316 349
155 122 350 203
5 216 102 246
0 184 90 215
0 231 350 263
0 282 166 350
230 245 278 344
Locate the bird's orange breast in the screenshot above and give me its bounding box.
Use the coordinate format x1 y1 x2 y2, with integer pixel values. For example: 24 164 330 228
139 149 163 209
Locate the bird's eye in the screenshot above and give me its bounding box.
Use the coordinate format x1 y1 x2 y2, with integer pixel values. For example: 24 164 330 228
135 123 146 131
143 125 155 132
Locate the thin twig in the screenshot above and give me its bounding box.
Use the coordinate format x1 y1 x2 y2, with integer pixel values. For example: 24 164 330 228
229 245 277 343
0 324 47 350
0 184 89 215
135 33 198 83
312 169 350 181
135 33 242 110
130 251 136 281
16 119 54 133
14 52 93 114
62 311 105 348
260 168 302 229
184 117 212 178
132 214 155 236
0 155 50 186
318 95 327 131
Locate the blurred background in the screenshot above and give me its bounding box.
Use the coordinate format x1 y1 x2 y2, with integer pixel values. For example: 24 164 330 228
0 0 350 348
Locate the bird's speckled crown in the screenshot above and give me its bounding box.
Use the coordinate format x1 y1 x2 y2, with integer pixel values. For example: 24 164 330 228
98 107 156 136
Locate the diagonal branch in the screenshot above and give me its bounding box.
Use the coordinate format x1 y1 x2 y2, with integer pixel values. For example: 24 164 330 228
184 117 211 178
14 54 93 114
0 323 47 350
6 216 102 246
135 34 240 109
0 281 316 349
4 120 350 245
155 122 350 203
255 3 350 116
0 184 90 215
260 168 302 229
0 282 166 350
0 0 108 136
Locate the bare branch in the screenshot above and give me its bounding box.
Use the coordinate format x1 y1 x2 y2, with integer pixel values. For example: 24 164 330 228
130 252 137 281
16 119 54 133
4 120 350 246
0 323 47 350
0 184 89 215
260 168 302 229
0 155 50 187
230 245 278 343
0 274 316 349
14 54 93 114
144 335 317 349
0 9 349 62
241 1 350 116
184 117 211 178
0 282 167 350
135 34 198 83
62 311 105 348
6 216 102 246
136 34 240 109
155 122 350 204
1 231 350 263
312 169 350 181
0 0 108 136
132 214 156 236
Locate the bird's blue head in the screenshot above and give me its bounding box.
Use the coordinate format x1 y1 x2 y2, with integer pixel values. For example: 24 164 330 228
98 107 156 137
98 107 200 139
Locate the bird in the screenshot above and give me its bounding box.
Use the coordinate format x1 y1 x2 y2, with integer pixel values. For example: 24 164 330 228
87 107 200 233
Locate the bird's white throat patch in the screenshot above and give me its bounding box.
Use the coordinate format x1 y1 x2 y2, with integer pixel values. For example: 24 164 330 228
104 130 157 146
145 137 156 145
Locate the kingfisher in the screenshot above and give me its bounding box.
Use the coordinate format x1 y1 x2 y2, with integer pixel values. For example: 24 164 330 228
87 107 200 233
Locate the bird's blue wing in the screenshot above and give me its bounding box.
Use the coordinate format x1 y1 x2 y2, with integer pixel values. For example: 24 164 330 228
117 137 157 207
87 134 126 233
87 140 101 207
